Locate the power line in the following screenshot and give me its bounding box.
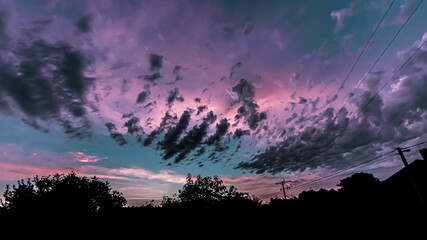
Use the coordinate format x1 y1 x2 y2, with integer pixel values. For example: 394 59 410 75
293 139 427 191
305 0 396 143
256 191 281 199
296 0 425 188
401 140 427 150
332 37 427 143
290 150 397 191
316 0 424 142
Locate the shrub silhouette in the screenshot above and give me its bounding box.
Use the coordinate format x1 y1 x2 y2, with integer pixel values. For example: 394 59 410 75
1 172 126 217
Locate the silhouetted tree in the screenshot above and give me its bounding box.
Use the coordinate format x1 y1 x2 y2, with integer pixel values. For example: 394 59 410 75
334 172 382 206
298 188 338 203
1 172 126 216
162 174 261 208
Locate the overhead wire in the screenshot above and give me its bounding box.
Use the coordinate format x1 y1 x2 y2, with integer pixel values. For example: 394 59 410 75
401 140 427 150
289 138 427 193
316 0 424 142
305 0 396 143
290 150 397 191
332 37 427 143
252 1 427 199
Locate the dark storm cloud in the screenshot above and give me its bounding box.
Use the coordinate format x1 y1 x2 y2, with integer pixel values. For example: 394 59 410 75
173 121 210 163
136 83 151 104
159 110 191 159
136 91 149 104
109 133 128 146
160 111 217 164
196 105 207 116
309 97 320 112
298 97 308 104
0 6 10 49
205 118 230 145
21 118 50 134
75 14 92 33
235 107 350 174
142 111 175 146
105 122 117 132
203 110 217 124
243 22 255 36
105 122 128 146
233 128 250 139
166 88 184 107
143 129 161 147
60 118 92 141
236 40 427 174
137 54 164 85
231 79 267 130
0 38 95 138
138 72 162 84
149 54 163 72
0 40 94 118
123 116 144 136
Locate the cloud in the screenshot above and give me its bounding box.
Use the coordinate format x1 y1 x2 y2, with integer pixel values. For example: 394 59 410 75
393 1 417 25
243 22 255 36
70 152 107 163
75 14 93 33
205 118 230 146
289 73 301 87
148 54 163 72
21 118 50 134
196 105 207 115
136 91 149 104
123 116 144 137
0 40 94 118
0 38 95 139
0 8 10 49
143 111 176 146
166 88 185 107
136 84 151 104
161 111 217 163
105 122 128 146
330 0 358 32
231 79 267 130
235 33 427 175
138 72 162 84
273 80 284 89
233 128 251 139
298 97 308 104
0 160 186 199
229 62 243 78
158 110 191 159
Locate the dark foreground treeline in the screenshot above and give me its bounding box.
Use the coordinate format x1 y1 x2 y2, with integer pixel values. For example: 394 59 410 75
0 172 425 235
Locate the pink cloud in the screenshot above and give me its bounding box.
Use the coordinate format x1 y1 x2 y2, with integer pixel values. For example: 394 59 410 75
70 152 107 163
0 160 185 184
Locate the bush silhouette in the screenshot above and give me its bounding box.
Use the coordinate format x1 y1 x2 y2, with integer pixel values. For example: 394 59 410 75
1 172 126 217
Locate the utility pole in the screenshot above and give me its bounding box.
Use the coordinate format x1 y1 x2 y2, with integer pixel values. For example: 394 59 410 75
275 179 289 200
396 147 424 204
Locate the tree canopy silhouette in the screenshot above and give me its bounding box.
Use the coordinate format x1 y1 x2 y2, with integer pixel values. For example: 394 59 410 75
162 174 261 208
1 172 126 217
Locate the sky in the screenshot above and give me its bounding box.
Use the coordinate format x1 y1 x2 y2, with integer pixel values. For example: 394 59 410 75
1 0 427 205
